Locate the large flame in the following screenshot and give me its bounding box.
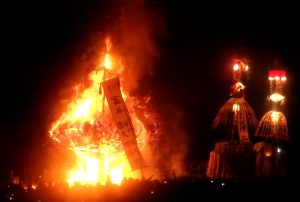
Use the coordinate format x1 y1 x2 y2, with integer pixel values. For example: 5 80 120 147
49 38 150 186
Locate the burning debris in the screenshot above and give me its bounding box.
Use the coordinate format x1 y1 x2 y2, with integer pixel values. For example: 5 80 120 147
207 59 257 179
254 70 288 177
49 38 156 186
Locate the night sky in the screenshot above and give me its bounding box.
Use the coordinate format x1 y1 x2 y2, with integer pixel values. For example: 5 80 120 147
1 0 300 178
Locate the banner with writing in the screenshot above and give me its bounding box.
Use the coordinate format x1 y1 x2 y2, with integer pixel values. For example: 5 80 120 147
102 77 146 170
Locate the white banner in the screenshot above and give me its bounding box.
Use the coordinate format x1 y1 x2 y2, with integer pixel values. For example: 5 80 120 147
102 77 146 170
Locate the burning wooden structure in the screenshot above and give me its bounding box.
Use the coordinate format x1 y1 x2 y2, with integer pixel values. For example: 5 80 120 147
207 59 257 179
49 38 155 186
254 70 288 177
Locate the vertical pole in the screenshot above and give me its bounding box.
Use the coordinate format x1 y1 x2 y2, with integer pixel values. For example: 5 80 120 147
102 68 106 114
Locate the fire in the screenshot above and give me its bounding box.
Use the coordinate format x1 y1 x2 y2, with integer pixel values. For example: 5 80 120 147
102 37 112 70
73 99 92 119
67 149 100 186
109 167 123 185
49 38 149 186
104 53 111 70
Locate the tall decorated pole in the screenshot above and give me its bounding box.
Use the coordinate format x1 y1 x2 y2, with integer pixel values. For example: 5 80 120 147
207 59 257 179
101 78 146 170
99 38 112 114
99 38 146 171
254 69 288 176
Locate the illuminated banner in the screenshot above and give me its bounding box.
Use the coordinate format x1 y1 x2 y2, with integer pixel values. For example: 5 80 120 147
269 70 286 79
102 77 146 170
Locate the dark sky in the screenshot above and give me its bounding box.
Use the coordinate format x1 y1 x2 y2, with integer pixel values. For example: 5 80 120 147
1 0 300 177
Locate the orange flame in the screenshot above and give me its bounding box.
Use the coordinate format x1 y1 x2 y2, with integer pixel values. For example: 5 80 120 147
104 53 111 70
50 38 150 186
104 38 112 70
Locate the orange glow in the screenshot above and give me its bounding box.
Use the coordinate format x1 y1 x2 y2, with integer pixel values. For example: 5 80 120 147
264 144 273 157
50 38 150 186
72 99 92 119
268 70 287 82
271 111 280 123
264 151 272 157
104 53 111 69
235 82 245 90
232 59 249 72
269 76 287 82
270 93 284 102
232 103 240 112
67 153 100 186
109 167 123 185
233 64 239 71
103 38 112 70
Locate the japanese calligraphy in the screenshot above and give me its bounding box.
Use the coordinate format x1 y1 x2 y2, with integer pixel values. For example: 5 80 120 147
102 77 146 170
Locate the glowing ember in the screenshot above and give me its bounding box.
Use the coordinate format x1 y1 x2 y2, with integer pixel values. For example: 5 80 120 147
49 38 152 186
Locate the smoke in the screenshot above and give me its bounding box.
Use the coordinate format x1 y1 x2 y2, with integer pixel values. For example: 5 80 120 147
109 0 166 91
157 104 188 178
65 0 166 94
107 0 189 178
102 0 190 178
